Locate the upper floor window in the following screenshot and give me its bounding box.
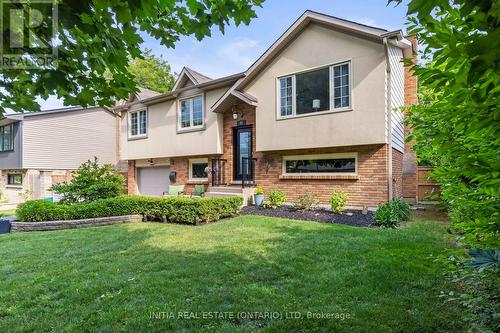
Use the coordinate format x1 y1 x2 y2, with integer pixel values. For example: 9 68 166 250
0 124 14 152
129 109 147 138
179 95 204 131
278 61 351 118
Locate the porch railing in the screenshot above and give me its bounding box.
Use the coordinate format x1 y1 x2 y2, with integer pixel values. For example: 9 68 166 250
241 157 257 188
211 158 227 187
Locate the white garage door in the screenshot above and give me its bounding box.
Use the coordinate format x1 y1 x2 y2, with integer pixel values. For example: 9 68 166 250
137 167 170 197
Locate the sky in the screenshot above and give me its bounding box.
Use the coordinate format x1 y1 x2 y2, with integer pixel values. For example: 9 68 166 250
38 0 409 110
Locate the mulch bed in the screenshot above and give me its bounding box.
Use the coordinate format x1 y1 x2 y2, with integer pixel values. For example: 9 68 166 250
240 205 375 227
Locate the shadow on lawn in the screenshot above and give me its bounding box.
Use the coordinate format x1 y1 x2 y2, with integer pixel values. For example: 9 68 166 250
0 218 463 332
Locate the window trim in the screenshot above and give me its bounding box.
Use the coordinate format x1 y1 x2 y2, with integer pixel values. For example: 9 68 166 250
7 173 23 186
177 94 205 133
188 158 209 181
276 61 352 120
128 108 148 140
282 152 358 176
0 123 14 152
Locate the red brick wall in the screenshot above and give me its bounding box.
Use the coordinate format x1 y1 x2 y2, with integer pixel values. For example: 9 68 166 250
253 144 389 207
169 155 212 195
402 35 418 202
392 148 403 198
127 160 137 195
220 103 257 184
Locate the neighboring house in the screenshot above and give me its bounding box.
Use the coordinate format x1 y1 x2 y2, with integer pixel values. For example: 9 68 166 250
0 106 119 204
115 10 419 208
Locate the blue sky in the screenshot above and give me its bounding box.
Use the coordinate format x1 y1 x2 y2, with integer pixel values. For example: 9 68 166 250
40 0 408 109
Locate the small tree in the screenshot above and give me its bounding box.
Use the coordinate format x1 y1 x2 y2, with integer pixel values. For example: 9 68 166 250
51 158 125 204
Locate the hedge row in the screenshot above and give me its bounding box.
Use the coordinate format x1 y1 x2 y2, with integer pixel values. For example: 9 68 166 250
16 195 243 224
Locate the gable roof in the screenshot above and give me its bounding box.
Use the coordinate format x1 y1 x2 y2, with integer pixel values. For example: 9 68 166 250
172 67 213 91
210 10 411 112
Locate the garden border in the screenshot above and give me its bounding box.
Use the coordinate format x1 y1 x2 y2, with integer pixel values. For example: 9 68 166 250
10 215 142 232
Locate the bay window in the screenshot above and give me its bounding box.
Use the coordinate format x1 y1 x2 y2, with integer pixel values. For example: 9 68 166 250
278 61 351 118
179 95 204 131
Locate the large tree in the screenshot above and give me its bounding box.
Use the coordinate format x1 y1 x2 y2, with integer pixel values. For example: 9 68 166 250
128 49 175 93
0 0 263 114
389 0 499 246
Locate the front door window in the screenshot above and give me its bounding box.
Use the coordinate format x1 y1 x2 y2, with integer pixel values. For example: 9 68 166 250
233 126 252 181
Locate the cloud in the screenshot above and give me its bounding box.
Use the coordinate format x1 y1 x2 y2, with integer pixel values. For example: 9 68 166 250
218 38 260 68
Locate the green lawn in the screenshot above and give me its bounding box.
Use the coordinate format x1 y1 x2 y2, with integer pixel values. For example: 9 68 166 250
0 209 15 218
0 214 464 332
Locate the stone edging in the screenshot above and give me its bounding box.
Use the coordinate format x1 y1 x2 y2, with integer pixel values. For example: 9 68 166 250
10 215 143 232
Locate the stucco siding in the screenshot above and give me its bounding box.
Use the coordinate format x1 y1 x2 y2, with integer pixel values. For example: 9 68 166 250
243 23 387 152
388 44 405 152
0 121 22 169
22 108 117 169
120 87 227 160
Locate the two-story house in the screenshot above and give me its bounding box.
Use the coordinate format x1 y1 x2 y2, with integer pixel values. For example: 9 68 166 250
118 11 419 208
0 106 119 203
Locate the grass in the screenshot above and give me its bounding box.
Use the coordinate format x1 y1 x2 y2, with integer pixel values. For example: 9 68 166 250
0 213 464 332
0 209 15 218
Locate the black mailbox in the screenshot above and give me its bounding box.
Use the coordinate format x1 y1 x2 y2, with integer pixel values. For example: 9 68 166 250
169 171 177 183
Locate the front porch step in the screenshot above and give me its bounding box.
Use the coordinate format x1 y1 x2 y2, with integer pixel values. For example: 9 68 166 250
205 192 242 198
209 186 243 194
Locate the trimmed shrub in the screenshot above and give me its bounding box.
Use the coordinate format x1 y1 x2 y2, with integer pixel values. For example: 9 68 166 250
50 157 125 204
330 189 348 213
293 193 319 211
268 190 286 207
374 198 411 228
16 195 243 224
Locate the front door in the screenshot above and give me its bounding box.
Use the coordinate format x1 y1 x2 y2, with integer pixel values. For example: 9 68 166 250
233 126 252 181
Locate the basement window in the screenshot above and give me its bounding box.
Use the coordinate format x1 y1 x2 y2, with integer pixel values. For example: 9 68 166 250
282 153 357 176
7 173 22 186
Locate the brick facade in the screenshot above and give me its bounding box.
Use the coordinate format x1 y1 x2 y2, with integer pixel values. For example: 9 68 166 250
169 155 212 195
253 144 388 207
127 160 137 195
392 148 403 198
402 36 418 202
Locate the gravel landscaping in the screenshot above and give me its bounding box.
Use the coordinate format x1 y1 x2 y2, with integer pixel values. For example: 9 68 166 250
240 205 375 227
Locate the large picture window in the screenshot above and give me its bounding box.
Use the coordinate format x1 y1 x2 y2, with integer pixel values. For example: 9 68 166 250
179 95 204 130
278 61 351 118
0 124 14 151
129 109 147 138
282 153 357 175
189 158 208 181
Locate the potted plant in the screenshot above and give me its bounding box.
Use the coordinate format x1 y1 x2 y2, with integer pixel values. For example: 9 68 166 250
254 186 265 207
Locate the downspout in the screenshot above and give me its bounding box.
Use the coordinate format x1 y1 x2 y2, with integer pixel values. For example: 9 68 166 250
383 37 393 201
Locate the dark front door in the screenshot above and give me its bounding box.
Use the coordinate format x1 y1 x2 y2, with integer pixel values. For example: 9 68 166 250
233 126 252 181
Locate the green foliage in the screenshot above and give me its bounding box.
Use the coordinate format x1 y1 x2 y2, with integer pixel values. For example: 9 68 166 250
330 189 348 213
0 0 263 114
293 193 319 211
440 254 499 332
389 1 500 330
254 186 264 195
16 195 242 224
50 158 125 204
128 49 175 93
389 0 500 247
268 190 286 207
374 198 411 228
